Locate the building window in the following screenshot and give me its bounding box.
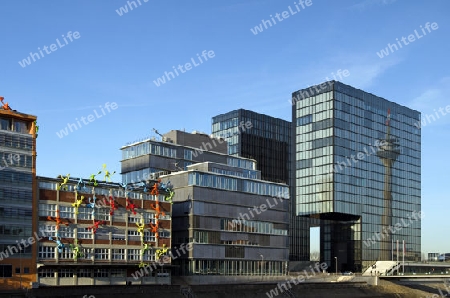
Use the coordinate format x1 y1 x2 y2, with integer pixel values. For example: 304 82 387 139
59 226 74 238
59 206 75 219
143 212 155 223
77 227 93 239
38 181 58 190
40 223 57 236
95 228 109 240
112 229 125 241
159 230 170 238
81 248 94 260
128 249 140 261
77 207 93 220
38 268 54 278
77 269 91 277
93 269 108 278
193 231 209 243
15 267 20 274
59 249 74 260
159 213 170 220
58 269 74 278
14 121 28 134
128 230 141 242
143 250 155 262
39 223 56 237
94 248 109 260
188 172 238 191
112 249 125 260
184 149 193 160
0 118 12 131
128 214 140 224
96 208 110 221
144 231 156 242
111 269 126 278
38 246 55 259
297 114 312 126
38 204 57 217
183 161 192 169
24 267 29 274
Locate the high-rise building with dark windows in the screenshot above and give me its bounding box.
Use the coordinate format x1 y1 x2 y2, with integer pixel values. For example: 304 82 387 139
211 109 309 262
291 81 421 271
211 109 291 184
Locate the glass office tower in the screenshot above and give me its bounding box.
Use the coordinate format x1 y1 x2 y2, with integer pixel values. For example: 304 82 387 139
211 109 290 184
292 81 421 271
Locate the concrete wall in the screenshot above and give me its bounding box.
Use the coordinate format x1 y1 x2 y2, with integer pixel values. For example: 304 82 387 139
17 282 398 298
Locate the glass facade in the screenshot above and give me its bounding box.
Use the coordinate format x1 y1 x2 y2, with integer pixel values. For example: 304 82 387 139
292 81 421 271
212 109 301 262
122 142 177 160
212 109 291 184
0 112 36 289
120 136 256 185
188 172 289 198
0 120 34 250
174 169 289 276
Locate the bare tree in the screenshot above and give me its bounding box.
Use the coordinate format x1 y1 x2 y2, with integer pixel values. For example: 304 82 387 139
310 251 320 261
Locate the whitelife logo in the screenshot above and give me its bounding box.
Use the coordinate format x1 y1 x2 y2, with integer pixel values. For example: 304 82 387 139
250 0 313 35
55 102 118 139
413 104 450 129
152 50 215 87
18 31 81 68
376 22 438 58
0 153 20 171
115 0 149 16
0 228 50 261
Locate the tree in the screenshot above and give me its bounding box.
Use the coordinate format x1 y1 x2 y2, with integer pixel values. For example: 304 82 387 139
310 251 320 261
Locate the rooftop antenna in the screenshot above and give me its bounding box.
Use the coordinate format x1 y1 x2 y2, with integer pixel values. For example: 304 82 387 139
152 128 164 140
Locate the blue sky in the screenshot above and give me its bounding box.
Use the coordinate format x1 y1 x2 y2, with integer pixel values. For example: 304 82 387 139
1 0 449 255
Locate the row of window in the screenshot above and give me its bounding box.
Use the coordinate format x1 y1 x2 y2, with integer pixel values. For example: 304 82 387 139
0 171 32 183
0 243 32 255
0 132 33 150
39 268 169 278
39 181 168 202
221 219 288 236
335 90 419 121
187 172 289 198
211 117 239 132
0 224 32 237
0 186 32 201
210 167 259 179
0 118 29 134
188 172 238 191
187 259 285 276
38 246 159 261
122 142 177 160
38 224 169 240
296 114 312 126
242 181 289 198
121 168 171 185
227 157 255 170
0 151 32 169
38 204 170 221
0 206 32 218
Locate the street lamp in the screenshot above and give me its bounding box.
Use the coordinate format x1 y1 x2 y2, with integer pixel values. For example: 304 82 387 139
334 257 337 275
